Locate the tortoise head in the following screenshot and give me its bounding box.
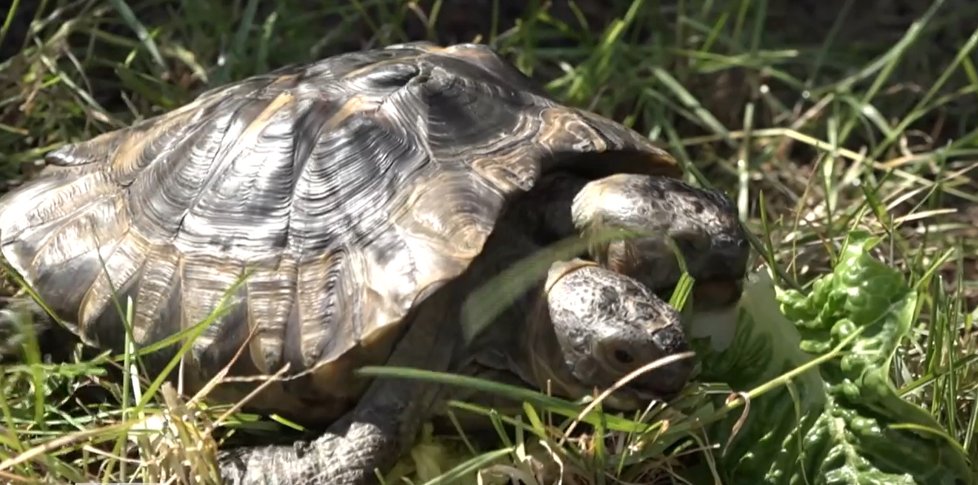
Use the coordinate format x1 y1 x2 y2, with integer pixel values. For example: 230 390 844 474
526 259 694 408
571 173 750 312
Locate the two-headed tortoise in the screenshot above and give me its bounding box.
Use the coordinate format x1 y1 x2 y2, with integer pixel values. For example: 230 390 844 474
0 42 749 484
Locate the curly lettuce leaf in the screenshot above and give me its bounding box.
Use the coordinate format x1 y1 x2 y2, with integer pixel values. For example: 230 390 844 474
688 232 974 484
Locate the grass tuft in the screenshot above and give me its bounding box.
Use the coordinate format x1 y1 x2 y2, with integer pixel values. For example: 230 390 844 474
2 0 978 483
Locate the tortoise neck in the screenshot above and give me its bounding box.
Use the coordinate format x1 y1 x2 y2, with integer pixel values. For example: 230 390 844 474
508 171 590 244
453 191 593 396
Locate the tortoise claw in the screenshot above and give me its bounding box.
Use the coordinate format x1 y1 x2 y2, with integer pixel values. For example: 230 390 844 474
216 421 395 485
218 439 325 485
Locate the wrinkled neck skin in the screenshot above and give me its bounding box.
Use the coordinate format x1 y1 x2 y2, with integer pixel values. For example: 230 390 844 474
465 270 642 410
454 234 596 407
511 171 589 241
456 222 544 367
513 296 592 401
463 276 586 403
451 211 580 398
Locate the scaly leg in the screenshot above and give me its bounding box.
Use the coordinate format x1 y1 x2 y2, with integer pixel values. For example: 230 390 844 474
218 414 403 485
216 287 462 484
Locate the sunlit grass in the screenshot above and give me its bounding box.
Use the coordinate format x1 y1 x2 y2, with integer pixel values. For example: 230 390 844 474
1 0 978 483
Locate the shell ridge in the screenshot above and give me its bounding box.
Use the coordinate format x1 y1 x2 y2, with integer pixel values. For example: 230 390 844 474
164 95 282 249
179 98 305 254
77 237 148 339
126 75 293 249
281 97 348 259
240 255 298 374
0 171 114 251
125 100 247 243
21 188 129 282
129 245 182 346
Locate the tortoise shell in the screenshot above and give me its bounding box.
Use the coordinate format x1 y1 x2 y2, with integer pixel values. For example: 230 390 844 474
0 42 680 420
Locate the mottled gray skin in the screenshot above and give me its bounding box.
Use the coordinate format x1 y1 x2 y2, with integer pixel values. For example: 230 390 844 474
542 261 691 397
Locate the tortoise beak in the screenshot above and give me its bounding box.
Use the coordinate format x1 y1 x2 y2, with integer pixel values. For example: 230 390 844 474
692 279 744 311
688 234 749 310
607 376 691 409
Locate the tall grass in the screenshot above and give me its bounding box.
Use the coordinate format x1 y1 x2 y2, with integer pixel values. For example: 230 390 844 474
1 0 978 483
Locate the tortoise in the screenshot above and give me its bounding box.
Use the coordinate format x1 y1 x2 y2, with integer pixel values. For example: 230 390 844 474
0 42 749 483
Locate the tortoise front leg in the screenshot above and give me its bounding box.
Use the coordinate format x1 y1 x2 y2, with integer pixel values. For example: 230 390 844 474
217 299 459 484
217 364 447 485
217 413 403 485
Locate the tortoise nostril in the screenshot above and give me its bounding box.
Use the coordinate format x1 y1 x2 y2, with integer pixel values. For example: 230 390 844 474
652 326 688 354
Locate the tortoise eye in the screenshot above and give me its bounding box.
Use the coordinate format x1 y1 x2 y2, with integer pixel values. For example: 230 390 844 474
671 232 708 254
613 349 635 365
600 342 637 370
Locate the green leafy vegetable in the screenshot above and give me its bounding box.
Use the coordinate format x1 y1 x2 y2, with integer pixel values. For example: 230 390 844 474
690 232 975 484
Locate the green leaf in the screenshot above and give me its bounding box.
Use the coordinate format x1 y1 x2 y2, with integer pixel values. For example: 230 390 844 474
690 231 975 484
